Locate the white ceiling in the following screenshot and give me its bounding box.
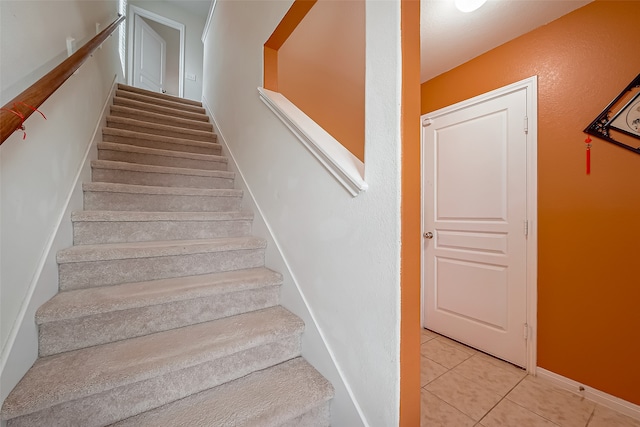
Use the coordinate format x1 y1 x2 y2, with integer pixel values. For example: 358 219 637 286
421 0 593 82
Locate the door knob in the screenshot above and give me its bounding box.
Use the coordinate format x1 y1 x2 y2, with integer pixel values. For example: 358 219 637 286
423 232 434 239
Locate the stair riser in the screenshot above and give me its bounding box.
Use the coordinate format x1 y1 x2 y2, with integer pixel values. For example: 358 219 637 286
58 249 265 290
39 286 280 356
84 191 241 212
115 91 205 115
98 148 227 171
113 98 209 123
280 403 331 427
73 219 251 245
117 84 202 107
91 168 234 190
110 108 213 132
106 120 217 143
7 337 301 427
102 133 222 156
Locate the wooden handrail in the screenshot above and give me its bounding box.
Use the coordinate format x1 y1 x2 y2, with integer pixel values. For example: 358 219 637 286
0 14 126 145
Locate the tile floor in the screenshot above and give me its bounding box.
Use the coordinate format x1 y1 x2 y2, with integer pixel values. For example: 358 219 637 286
420 328 640 427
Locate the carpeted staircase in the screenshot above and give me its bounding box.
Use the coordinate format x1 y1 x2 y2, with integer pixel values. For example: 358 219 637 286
1 84 334 426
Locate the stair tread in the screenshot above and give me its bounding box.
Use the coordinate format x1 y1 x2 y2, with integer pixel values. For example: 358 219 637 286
57 236 267 264
106 115 215 140
91 160 234 178
117 83 202 107
102 127 221 150
115 90 205 114
71 210 254 222
114 97 209 122
111 358 333 427
110 105 213 131
83 182 240 196
37 267 282 323
97 141 227 162
1 307 303 420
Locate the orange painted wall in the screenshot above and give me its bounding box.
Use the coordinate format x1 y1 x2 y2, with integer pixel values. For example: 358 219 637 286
400 1 422 425
277 0 365 161
421 1 640 405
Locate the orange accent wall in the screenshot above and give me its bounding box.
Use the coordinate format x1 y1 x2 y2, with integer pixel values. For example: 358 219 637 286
421 0 640 405
400 0 422 424
276 0 365 161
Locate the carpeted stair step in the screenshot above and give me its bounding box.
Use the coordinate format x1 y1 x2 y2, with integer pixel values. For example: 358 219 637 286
57 236 266 290
106 115 217 143
57 236 265 291
83 182 241 212
37 267 283 356
114 89 206 115
1 307 303 427
117 83 202 107
72 210 253 244
98 142 227 170
110 105 213 132
102 127 222 155
91 160 234 189
113 96 209 123
111 357 333 427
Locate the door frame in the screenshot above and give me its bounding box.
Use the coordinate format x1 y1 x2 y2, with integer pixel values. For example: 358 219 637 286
420 76 538 373
127 5 185 97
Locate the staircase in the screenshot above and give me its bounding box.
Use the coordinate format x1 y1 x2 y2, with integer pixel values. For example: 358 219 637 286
1 84 333 427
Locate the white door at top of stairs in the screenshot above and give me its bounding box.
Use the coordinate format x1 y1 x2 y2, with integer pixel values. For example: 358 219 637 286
421 77 538 369
133 14 166 94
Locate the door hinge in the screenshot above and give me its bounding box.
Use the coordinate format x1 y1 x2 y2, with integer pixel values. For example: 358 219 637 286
523 323 529 340
422 118 432 127
524 116 529 134
524 220 529 237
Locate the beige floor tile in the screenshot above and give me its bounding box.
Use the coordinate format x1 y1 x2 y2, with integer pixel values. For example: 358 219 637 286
507 376 595 427
481 399 560 426
421 328 439 343
422 389 476 427
453 354 527 396
426 371 503 421
474 350 526 371
421 339 473 369
421 356 449 387
435 335 477 356
588 405 640 427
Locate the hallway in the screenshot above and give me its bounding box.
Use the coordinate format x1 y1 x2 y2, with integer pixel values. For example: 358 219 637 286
420 329 640 426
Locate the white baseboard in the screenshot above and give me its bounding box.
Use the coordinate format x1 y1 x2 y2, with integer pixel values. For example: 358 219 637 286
0 76 119 405
537 367 640 421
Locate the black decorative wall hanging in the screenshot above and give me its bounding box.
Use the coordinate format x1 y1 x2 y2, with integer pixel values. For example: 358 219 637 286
584 73 640 155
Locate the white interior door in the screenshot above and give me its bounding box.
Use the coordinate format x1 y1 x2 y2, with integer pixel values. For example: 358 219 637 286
133 15 166 93
422 85 530 367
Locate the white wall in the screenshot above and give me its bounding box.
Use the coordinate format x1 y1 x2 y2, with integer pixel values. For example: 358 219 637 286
129 0 205 100
142 17 181 96
0 0 122 405
202 2 402 425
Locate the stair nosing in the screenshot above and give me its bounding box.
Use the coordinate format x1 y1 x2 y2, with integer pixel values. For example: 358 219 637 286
91 160 234 179
1 307 302 420
113 97 209 122
110 105 213 130
106 115 216 140
114 90 205 114
57 236 266 264
71 210 254 223
102 128 221 150
117 83 202 107
83 182 240 197
36 268 283 323
97 141 227 162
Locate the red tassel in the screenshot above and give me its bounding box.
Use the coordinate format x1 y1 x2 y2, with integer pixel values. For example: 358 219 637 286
584 136 592 175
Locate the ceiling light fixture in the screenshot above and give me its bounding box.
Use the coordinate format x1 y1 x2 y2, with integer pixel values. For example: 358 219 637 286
454 0 487 13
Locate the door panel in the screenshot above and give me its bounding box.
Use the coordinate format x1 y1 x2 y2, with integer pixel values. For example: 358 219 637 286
134 15 166 93
423 87 528 367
